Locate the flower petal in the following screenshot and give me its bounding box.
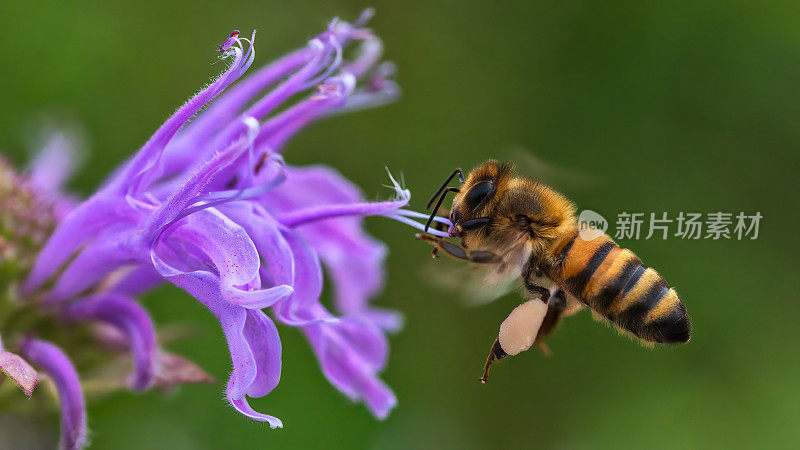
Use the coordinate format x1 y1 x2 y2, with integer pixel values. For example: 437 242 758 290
243 309 281 398
272 230 335 326
273 168 409 228
164 271 282 425
24 195 137 293
20 339 87 450
163 49 312 172
109 265 163 297
228 395 283 429
254 74 355 153
263 165 362 211
303 321 396 419
163 208 260 287
334 318 389 371
64 294 158 391
0 351 38 397
341 34 383 79
219 202 294 287
27 125 82 196
152 208 292 309
358 307 404 334
118 33 255 196
210 34 338 151
47 227 139 303
154 352 215 388
263 165 402 329
140 117 261 245
308 222 385 307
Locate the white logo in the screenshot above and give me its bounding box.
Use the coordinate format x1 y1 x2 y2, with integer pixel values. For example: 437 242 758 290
578 209 608 241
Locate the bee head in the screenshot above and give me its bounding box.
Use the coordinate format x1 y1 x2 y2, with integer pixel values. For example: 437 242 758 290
448 160 514 236
424 159 577 258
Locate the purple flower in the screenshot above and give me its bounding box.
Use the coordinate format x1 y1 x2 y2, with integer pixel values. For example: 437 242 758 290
1 135 201 449
17 10 446 435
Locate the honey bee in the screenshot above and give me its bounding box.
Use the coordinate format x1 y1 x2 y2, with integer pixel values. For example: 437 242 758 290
416 160 691 382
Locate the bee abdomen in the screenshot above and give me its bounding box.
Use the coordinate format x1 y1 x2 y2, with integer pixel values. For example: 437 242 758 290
552 233 691 344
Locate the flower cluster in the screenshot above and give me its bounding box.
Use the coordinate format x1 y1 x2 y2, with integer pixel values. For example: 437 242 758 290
4 10 448 448
1 134 213 450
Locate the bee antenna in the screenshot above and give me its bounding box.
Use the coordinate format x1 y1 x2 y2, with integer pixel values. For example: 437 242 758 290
426 168 464 210
425 187 459 232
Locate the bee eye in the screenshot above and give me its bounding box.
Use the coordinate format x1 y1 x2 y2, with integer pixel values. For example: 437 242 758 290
465 181 494 210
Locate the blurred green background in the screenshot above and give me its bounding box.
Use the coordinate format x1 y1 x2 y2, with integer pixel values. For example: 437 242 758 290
2 0 799 448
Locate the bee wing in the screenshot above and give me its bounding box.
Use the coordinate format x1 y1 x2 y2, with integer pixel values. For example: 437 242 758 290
421 259 519 306
422 248 588 311
503 148 598 190
424 231 531 307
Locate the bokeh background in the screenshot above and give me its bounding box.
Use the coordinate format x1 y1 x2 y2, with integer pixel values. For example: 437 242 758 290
2 1 799 448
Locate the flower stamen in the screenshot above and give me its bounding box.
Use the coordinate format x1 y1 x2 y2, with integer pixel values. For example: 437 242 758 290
219 30 240 52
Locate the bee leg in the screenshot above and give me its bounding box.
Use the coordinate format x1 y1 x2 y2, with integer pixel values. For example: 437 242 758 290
536 342 551 357
521 262 551 303
481 294 551 383
416 233 444 258
415 234 499 264
522 261 569 353
479 338 507 384
524 283 550 303
534 288 568 355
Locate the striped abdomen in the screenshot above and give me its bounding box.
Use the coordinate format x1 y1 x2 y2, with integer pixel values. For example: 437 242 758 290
547 233 691 344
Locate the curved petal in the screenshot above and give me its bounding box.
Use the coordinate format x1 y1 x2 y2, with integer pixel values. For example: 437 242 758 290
116 34 256 196
219 202 294 287
333 317 389 371
268 228 395 419
157 19 380 190
24 194 137 293
272 230 335 326
164 271 282 426
254 74 355 153
162 49 312 174
228 395 283 429
109 265 163 297
46 226 139 303
152 208 292 309
210 34 337 151
243 310 281 398
263 166 402 329
20 339 87 450
64 294 158 391
308 224 389 319
0 351 38 397
221 283 293 310
303 321 396 419
163 209 260 287
140 119 260 245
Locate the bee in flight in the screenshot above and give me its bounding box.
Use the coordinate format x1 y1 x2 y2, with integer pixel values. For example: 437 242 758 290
417 160 691 382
